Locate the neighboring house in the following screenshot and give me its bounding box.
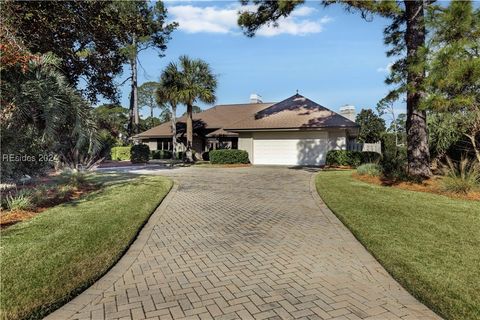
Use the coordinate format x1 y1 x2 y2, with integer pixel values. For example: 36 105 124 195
135 93 359 166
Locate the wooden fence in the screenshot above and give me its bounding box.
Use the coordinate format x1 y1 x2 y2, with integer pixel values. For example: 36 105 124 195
347 141 382 154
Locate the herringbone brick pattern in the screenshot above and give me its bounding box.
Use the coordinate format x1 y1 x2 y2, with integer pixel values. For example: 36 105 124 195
46 167 440 320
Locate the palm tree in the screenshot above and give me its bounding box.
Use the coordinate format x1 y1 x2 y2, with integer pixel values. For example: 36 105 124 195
175 56 217 160
157 64 181 159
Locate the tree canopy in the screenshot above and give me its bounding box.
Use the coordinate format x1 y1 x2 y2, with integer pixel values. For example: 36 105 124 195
3 1 124 102
2 0 177 104
425 1 480 162
355 109 386 143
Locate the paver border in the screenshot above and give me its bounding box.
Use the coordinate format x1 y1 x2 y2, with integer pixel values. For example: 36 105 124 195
44 182 179 320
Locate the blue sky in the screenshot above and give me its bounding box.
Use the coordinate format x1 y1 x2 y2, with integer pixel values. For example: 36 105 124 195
112 1 401 120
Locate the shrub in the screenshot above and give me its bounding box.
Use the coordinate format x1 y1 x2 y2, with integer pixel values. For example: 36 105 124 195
326 150 381 168
209 149 249 164
441 157 479 194
57 185 75 199
357 163 382 177
110 146 131 161
151 150 172 160
61 169 88 188
202 151 210 161
6 190 33 211
130 144 150 163
380 134 407 179
31 185 50 205
176 151 185 160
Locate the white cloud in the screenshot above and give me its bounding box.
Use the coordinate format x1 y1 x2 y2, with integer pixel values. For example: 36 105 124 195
291 6 317 17
377 62 394 73
167 4 332 37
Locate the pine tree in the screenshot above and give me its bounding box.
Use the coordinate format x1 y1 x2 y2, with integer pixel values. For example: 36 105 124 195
424 1 480 163
114 1 177 136
238 0 435 178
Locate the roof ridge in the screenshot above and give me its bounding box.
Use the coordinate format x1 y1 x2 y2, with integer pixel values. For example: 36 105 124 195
213 102 276 107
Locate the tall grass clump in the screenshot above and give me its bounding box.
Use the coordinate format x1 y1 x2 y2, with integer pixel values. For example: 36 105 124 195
441 156 479 194
5 190 34 211
357 163 382 177
60 169 88 188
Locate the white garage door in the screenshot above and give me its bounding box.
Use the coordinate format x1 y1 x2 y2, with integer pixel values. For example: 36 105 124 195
253 132 328 166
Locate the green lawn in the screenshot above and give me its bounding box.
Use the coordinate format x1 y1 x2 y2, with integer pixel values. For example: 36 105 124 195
1 174 172 320
316 171 480 320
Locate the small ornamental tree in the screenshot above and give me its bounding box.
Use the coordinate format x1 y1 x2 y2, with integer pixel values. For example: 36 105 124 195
355 109 386 143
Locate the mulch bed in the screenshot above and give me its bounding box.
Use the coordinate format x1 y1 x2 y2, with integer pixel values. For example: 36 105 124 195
352 172 480 201
0 185 98 228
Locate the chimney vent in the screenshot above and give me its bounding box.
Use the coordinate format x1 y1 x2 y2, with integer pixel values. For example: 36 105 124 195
339 105 356 122
249 93 263 104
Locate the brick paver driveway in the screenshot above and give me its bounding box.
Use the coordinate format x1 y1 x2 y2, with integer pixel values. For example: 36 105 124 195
46 166 440 320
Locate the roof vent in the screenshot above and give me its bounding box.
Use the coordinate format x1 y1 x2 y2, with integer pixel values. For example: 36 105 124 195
339 105 356 122
249 93 263 104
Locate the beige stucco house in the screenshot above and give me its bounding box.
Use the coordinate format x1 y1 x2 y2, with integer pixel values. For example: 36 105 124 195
135 94 359 166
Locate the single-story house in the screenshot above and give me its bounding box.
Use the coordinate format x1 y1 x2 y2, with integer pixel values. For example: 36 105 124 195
135 94 359 166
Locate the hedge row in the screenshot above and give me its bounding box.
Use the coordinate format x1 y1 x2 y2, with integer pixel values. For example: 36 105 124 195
151 150 172 159
326 150 381 167
209 149 249 164
110 146 131 161
131 144 150 163
110 145 152 163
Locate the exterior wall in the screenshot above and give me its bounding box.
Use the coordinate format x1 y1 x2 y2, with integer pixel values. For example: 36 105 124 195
327 129 347 151
238 132 254 162
143 139 158 151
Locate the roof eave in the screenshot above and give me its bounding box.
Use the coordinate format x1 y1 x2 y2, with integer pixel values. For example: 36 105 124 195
225 125 359 132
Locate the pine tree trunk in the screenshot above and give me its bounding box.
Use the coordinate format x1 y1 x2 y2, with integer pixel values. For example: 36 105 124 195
150 107 154 127
128 34 139 136
404 0 431 178
171 105 177 160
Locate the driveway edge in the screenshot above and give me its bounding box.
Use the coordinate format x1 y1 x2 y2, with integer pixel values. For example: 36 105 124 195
309 173 441 318
44 182 179 320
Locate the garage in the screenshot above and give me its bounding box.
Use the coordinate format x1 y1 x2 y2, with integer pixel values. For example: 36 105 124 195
252 131 328 166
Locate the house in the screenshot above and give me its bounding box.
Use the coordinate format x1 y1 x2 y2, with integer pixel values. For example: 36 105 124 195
135 93 359 166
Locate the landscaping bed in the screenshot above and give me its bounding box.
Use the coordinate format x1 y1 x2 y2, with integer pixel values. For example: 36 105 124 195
316 170 480 320
1 174 99 228
352 172 480 201
1 173 172 320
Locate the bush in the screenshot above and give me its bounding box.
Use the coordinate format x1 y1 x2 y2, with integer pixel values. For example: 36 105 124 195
202 151 210 161
176 151 185 160
31 185 50 206
380 134 407 179
110 146 131 161
151 150 172 160
357 163 382 177
326 150 381 168
441 157 479 194
130 144 150 163
209 149 249 164
6 190 33 211
57 185 75 199
61 169 88 188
